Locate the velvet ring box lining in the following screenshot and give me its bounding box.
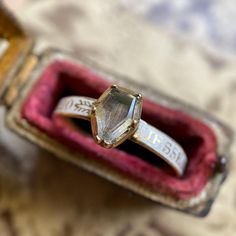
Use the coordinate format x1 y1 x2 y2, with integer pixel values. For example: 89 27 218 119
21 60 218 200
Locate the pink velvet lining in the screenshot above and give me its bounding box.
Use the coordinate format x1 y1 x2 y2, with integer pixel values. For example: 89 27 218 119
21 60 217 199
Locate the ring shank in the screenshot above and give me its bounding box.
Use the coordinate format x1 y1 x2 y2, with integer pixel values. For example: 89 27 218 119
54 96 187 176
131 120 187 176
54 96 95 120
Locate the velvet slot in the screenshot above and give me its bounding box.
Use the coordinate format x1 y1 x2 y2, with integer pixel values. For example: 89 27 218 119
21 60 218 199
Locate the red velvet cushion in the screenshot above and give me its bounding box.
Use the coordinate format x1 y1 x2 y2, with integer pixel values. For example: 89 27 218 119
21 60 217 199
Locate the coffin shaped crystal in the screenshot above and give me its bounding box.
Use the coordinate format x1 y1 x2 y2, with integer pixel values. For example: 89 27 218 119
91 85 142 148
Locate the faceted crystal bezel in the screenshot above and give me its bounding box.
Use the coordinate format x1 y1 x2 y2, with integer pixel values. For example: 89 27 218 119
91 85 142 148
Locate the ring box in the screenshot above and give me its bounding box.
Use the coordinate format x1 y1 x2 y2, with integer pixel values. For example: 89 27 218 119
0 3 233 216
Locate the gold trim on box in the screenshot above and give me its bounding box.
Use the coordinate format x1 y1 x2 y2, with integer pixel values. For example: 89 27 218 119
0 3 33 100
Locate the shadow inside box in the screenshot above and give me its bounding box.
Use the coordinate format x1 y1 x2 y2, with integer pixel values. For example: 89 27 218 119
70 118 203 176
70 118 175 173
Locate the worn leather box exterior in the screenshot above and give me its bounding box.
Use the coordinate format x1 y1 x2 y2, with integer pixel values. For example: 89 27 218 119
0 3 233 216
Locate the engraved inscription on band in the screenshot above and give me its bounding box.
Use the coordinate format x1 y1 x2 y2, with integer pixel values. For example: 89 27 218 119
132 120 187 175
55 97 95 119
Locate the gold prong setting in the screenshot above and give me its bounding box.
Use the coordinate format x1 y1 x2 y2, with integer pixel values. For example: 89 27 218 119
102 140 113 149
94 136 113 149
135 93 142 100
95 135 102 144
92 105 96 112
132 119 138 126
91 85 142 148
111 84 117 89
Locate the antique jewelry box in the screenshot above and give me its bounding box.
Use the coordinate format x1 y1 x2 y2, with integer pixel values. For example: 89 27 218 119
0 4 233 216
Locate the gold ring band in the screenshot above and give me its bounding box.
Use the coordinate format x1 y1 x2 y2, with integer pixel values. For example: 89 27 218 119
53 85 188 176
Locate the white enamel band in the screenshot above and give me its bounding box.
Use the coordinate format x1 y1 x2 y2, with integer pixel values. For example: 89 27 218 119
54 96 187 176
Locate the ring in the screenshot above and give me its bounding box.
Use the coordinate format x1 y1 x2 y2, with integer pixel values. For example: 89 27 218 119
54 85 188 176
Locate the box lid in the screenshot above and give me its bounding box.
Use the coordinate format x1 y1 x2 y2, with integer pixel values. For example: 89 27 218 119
0 3 33 101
